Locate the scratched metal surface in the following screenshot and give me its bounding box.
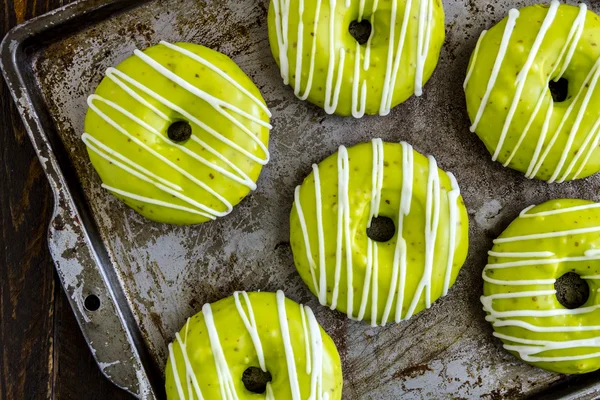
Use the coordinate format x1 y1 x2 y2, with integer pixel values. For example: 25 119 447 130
18 0 600 398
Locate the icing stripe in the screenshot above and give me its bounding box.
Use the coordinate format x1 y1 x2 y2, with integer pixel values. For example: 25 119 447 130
83 134 218 219
300 304 312 374
470 9 520 132
521 202 600 218
277 290 301 400
463 30 487 90
102 185 211 217
492 1 559 162
233 291 266 372
415 0 433 96
203 303 239 399
175 331 205 400
488 251 555 258
274 0 434 117
530 56 600 179
494 226 600 243
295 140 459 326
159 41 272 117
486 255 600 269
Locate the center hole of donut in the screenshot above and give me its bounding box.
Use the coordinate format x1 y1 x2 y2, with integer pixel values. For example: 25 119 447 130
349 19 372 45
167 120 192 142
554 272 589 309
549 78 569 103
242 367 272 394
367 216 396 242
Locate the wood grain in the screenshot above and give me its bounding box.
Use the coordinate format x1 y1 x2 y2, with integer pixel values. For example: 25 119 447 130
0 1 132 398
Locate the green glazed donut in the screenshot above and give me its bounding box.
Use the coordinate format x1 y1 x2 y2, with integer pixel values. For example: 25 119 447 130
464 1 600 182
482 199 600 374
267 0 445 117
83 42 271 225
290 139 469 325
165 291 343 399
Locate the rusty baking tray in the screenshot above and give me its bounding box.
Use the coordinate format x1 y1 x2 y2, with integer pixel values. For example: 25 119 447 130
3 0 600 398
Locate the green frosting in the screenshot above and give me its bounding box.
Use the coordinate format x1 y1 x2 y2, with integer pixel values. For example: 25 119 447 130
290 140 469 325
165 291 343 399
267 0 445 117
84 42 271 225
483 199 600 374
464 3 600 182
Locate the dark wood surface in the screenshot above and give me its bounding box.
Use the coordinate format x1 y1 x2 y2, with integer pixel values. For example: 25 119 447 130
0 1 133 399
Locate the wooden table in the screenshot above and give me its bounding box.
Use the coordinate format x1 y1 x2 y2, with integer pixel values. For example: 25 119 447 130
0 1 132 398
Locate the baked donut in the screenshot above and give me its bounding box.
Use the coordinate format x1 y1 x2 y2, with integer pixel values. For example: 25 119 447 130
267 0 445 117
464 1 600 182
83 42 271 225
290 139 469 326
165 291 343 399
482 199 600 374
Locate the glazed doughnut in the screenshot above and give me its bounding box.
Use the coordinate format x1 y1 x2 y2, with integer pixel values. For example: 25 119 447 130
290 139 469 326
482 199 600 374
464 1 600 182
165 291 342 399
83 42 271 225
268 0 445 117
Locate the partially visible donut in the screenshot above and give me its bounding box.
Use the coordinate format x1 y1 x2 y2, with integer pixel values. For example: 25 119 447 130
290 139 469 326
165 291 343 399
268 0 445 117
482 199 600 374
464 1 600 182
84 42 271 225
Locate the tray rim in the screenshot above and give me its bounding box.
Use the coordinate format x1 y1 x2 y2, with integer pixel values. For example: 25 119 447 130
0 0 160 398
2 0 600 399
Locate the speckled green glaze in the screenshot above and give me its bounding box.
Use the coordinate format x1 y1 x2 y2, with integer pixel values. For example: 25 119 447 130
268 0 445 116
290 141 469 325
465 3 600 182
165 292 343 399
483 199 600 374
84 42 270 225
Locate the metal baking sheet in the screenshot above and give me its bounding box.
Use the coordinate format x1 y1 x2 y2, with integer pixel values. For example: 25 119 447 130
3 0 600 398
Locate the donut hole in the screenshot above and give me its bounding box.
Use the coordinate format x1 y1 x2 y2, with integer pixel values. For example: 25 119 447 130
242 367 272 394
554 272 589 309
367 216 396 242
349 19 372 45
167 120 192 142
549 78 569 103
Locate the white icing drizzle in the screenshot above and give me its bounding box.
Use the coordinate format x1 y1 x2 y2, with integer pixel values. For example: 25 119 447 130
470 9 520 132
521 202 600 218
169 292 331 399
295 140 461 325
233 291 266 372
494 225 600 243
488 250 556 258
203 303 239 399
405 155 441 319
528 55 600 179
175 330 205 400
463 30 487 90
471 4 596 180
482 201 600 363
300 304 312 374
159 41 272 117
82 133 218 220
550 58 600 182
414 0 433 97
380 0 412 116
443 173 460 296
492 1 559 162
273 0 434 117
277 290 301 400
84 42 271 219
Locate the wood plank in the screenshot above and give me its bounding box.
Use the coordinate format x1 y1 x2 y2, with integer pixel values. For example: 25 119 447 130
0 0 132 398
